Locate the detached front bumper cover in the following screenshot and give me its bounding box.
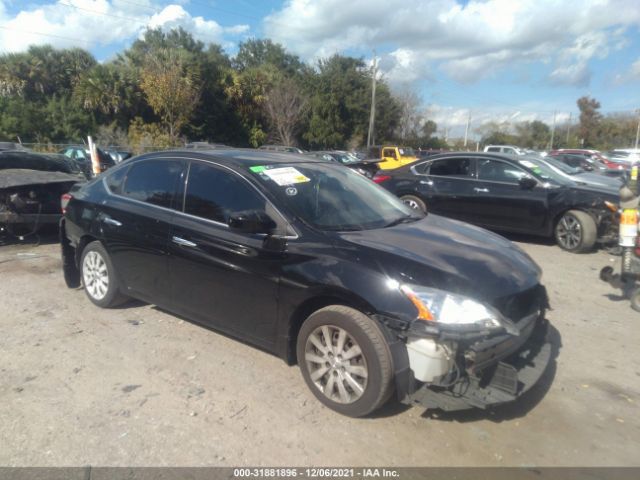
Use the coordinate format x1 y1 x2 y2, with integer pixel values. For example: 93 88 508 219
407 321 551 411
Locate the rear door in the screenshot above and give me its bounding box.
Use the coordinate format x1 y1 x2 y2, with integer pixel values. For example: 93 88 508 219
417 156 477 222
100 158 186 304
473 157 548 232
168 161 287 348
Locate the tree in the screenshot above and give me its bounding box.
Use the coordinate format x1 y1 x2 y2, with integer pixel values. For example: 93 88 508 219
301 55 400 149
577 96 602 148
264 77 308 146
234 39 304 77
395 88 422 142
514 120 550 149
139 48 201 142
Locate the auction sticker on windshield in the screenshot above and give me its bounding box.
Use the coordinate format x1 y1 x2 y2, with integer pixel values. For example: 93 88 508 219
261 167 310 186
519 159 543 174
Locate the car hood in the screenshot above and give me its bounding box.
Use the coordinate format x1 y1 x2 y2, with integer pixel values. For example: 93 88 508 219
336 214 541 303
571 172 622 189
0 169 83 189
569 181 620 200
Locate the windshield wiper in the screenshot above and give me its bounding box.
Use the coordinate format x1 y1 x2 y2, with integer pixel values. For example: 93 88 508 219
383 215 421 228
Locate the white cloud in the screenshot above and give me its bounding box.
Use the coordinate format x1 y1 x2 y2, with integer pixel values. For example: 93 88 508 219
613 57 640 84
264 0 640 86
425 103 571 139
0 1 249 54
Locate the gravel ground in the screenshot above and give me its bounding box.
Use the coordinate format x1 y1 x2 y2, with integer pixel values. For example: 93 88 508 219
0 234 639 466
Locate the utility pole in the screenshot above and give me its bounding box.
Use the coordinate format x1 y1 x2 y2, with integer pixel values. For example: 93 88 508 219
566 112 572 146
366 51 377 149
549 111 556 150
463 111 471 148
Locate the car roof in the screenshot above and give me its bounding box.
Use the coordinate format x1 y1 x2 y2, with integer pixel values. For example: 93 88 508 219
134 148 328 169
391 151 525 173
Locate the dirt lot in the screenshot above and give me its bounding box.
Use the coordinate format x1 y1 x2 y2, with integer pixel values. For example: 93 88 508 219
0 233 639 467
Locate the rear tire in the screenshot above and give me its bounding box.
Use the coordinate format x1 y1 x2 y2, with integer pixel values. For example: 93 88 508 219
554 210 597 253
400 195 427 213
80 241 127 308
296 305 394 417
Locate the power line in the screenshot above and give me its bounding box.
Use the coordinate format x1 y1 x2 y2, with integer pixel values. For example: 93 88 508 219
0 25 92 46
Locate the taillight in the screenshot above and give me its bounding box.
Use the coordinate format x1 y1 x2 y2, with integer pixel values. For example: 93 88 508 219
373 174 391 184
61 193 73 214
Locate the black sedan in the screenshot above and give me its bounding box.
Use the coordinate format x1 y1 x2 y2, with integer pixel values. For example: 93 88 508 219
374 152 618 253
306 151 379 178
60 149 551 417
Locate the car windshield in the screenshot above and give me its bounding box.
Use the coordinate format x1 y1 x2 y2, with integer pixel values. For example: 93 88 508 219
333 153 360 164
250 162 421 231
398 147 416 157
516 156 573 186
545 157 582 175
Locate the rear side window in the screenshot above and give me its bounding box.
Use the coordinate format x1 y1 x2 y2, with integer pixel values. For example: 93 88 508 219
413 161 430 174
429 158 472 177
105 166 129 195
122 159 184 209
184 162 266 224
486 147 500 152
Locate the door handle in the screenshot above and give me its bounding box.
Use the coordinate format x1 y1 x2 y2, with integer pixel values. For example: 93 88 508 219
172 236 197 248
103 217 122 227
474 187 489 193
419 180 434 186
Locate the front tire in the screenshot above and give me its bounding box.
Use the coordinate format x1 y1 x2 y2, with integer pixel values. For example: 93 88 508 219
80 241 127 308
296 305 394 417
400 195 427 213
554 210 597 253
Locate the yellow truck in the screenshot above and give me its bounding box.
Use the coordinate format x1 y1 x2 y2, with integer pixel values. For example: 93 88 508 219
368 145 419 170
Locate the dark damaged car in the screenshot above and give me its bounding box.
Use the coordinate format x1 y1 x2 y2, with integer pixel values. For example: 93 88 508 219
375 152 618 253
60 149 552 417
306 151 380 178
1 150 84 235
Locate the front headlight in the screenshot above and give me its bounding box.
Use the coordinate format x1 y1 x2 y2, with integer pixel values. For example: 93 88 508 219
400 284 503 329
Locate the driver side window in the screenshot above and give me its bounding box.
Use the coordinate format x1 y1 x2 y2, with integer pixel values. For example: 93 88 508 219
184 162 266 225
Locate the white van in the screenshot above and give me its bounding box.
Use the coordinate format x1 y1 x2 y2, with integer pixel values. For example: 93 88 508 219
483 145 526 155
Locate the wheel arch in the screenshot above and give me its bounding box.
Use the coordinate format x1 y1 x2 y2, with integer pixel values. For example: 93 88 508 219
75 234 100 267
285 293 374 366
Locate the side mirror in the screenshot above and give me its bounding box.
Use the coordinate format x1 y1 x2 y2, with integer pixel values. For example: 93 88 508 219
583 164 594 171
228 210 276 234
519 176 537 190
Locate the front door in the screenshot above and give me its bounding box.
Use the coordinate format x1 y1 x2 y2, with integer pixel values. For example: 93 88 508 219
168 161 286 348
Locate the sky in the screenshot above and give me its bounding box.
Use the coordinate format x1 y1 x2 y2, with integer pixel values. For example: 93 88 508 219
1 0 639 139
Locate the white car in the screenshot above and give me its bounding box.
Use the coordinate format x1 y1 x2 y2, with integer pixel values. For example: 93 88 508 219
483 145 526 155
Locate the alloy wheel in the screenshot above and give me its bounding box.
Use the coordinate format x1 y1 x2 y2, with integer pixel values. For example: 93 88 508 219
403 199 421 210
556 215 582 250
304 325 368 404
82 251 109 300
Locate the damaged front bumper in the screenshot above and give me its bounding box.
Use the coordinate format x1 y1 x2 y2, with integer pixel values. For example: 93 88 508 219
406 320 551 411
397 291 552 412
